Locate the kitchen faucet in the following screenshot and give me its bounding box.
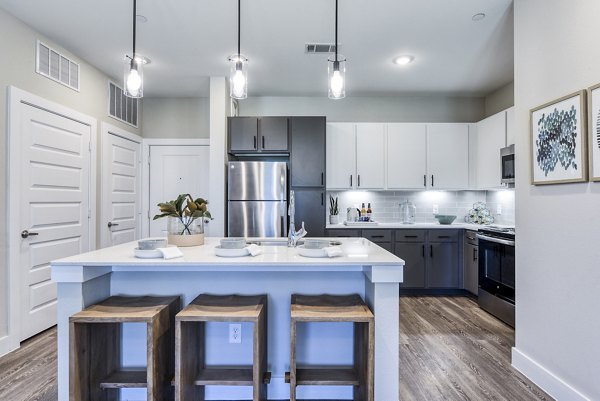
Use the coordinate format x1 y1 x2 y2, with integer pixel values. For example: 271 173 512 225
288 190 307 247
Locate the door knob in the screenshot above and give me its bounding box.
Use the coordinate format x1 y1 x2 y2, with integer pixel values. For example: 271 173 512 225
21 230 39 239
108 222 119 228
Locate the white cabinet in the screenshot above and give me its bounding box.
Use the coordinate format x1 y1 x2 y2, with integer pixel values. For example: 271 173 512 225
326 123 356 189
427 124 470 189
326 123 385 190
476 110 507 189
356 123 385 189
387 123 428 189
506 107 515 145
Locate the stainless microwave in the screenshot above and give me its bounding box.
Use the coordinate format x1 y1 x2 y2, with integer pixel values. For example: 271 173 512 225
500 144 515 186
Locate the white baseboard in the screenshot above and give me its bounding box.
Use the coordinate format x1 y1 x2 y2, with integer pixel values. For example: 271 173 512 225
512 347 590 401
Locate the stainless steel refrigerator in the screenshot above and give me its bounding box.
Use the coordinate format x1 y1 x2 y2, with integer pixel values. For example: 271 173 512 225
227 161 288 237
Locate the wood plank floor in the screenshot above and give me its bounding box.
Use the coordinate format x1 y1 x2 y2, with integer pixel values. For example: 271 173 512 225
0 326 57 401
0 297 552 401
400 296 552 401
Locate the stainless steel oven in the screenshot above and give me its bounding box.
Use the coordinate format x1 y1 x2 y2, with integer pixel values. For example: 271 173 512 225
477 227 515 327
501 144 515 187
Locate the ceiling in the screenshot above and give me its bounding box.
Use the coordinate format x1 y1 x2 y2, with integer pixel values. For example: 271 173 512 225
0 0 514 98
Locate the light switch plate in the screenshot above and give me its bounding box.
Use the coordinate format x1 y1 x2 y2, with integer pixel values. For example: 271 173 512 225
432 204 439 214
229 323 242 344
497 204 502 215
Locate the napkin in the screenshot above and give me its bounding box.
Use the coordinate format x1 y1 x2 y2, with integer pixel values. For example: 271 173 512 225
245 244 263 256
323 246 343 258
157 247 183 260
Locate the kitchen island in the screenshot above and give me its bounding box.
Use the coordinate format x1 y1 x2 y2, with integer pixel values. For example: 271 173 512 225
51 238 404 401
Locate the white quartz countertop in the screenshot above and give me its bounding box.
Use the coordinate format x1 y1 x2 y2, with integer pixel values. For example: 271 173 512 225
326 222 514 230
50 237 404 268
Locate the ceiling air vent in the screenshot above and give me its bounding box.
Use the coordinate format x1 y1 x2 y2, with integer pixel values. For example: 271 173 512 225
305 43 339 54
108 81 139 128
36 40 80 91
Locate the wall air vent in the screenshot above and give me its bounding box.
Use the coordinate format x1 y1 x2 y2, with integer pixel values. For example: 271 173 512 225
108 81 139 128
36 40 80 91
305 43 339 54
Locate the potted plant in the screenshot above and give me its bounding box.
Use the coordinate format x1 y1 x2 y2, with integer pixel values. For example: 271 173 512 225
154 194 212 246
329 195 339 225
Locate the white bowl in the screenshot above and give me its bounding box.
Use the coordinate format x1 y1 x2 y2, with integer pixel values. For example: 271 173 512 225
138 238 167 250
220 238 247 249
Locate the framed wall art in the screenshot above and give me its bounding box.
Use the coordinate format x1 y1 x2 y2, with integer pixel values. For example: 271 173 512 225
530 91 588 185
587 83 600 181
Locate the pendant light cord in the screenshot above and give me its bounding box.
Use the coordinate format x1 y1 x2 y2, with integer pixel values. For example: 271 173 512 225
132 0 137 59
237 0 241 56
335 0 338 62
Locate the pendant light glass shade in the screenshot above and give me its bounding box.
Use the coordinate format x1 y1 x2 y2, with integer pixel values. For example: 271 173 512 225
124 56 144 98
228 54 248 99
328 55 346 99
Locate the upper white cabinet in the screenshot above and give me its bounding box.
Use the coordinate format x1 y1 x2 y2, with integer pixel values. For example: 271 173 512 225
506 106 515 145
326 123 356 189
326 123 385 190
387 123 428 189
476 109 509 189
356 123 386 189
427 124 469 189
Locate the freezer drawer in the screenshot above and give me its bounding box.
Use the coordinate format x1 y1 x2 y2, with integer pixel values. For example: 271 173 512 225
228 161 287 201
228 201 288 237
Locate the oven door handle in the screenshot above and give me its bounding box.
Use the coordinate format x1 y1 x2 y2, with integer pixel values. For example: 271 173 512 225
476 234 515 247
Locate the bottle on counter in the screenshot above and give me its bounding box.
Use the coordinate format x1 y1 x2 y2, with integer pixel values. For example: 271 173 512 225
367 203 372 221
361 203 367 221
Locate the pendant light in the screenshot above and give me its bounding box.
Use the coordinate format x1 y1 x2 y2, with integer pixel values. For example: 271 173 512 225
328 0 346 99
124 0 144 98
229 0 248 99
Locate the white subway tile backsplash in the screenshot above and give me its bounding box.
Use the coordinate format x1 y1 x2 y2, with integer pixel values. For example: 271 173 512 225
326 189 515 225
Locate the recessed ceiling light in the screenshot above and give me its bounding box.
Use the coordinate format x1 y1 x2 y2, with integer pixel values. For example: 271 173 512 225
136 14 148 23
472 13 486 21
393 55 414 66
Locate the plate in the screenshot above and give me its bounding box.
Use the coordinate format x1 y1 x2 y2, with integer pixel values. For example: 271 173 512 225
134 248 163 259
215 245 250 258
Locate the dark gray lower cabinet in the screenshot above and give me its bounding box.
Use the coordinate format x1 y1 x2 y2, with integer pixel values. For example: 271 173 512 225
326 229 361 238
394 242 426 288
293 189 325 237
374 242 393 252
428 242 459 288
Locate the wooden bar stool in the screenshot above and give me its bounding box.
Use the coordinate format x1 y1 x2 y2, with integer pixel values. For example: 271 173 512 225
70 295 180 401
175 294 270 401
287 294 374 401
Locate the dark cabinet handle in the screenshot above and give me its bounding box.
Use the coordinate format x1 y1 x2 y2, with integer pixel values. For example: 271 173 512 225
437 235 450 239
423 174 426 187
431 175 434 187
358 175 361 187
253 136 257 149
321 172 324 186
350 175 353 187
404 235 418 238
108 222 119 228
371 235 385 238
21 230 39 239
262 136 265 149
422 244 425 258
430 245 433 258
321 192 324 206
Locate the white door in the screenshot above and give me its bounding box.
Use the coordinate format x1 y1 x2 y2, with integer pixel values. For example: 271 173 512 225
427 124 469 189
387 123 428 189
326 123 356 190
101 128 142 248
356 123 386 189
149 146 210 237
476 111 507 189
19 104 91 340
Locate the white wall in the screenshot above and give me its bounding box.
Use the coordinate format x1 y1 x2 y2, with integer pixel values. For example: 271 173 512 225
513 1 600 400
142 97 209 138
484 81 514 118
0 8 140 348
239 96 485 122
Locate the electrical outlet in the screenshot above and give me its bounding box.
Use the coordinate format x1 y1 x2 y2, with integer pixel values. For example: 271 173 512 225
497 204 502 215
432 204 439 214
229 323 242 344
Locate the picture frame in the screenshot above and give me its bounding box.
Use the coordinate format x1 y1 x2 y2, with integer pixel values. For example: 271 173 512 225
587 83 600 181
530 90 588 185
